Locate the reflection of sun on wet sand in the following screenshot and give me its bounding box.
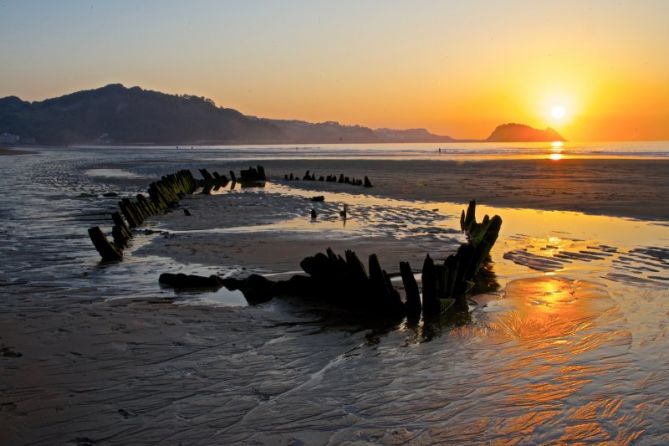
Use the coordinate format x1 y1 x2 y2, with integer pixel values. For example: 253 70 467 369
469 276 647 444
482 277 615 342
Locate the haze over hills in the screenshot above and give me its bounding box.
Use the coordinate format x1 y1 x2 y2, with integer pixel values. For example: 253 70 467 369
0 84 561 145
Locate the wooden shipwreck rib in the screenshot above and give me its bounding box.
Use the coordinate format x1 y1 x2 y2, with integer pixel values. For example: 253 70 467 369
283 170 373 188
161 200 503 320
88 165 266 262
88 169 199 261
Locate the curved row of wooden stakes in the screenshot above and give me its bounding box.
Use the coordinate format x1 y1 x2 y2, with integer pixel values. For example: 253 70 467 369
87 167 502 321
88 166 265 261
160 200 503 321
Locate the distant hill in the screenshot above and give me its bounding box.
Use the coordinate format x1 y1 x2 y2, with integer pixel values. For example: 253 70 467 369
0 84 283 145
486 123 564 142
0 84 454 145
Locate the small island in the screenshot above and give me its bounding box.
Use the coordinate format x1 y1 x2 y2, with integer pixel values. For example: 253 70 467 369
486 123 564 142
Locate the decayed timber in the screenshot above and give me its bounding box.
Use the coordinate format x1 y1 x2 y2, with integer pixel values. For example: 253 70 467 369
88 227 122 262
89 169 198 261
89 166 273 261
283 171 373 188
160 201 503 323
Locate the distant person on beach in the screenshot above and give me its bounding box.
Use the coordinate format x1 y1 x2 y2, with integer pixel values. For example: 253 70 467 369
339 204 348 220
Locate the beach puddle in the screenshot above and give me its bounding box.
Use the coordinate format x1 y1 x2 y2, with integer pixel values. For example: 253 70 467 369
85 168 146 179
482 276 615 342
172 286 248 307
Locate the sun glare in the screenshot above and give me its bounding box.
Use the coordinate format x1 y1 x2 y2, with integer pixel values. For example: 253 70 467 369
551 105 566 120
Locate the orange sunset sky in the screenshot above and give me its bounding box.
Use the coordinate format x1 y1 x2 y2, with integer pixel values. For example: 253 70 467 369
1 0 668 141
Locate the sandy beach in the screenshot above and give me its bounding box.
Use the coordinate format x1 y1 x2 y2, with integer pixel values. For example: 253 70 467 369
2 147 669 444
250 158 669 221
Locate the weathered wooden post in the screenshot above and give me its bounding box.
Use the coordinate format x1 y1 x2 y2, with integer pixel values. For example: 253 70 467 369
119 199 140 228
88 227 122 261
400 261 421 319
422 254 440 316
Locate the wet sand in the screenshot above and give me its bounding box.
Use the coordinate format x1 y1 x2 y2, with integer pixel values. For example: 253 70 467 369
3 273 666 444
251 158 669 221
3 149 669 444
0 147 35 156
136 183 463 273
0 295 337 445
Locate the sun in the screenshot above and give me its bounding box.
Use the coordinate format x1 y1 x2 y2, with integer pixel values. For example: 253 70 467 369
551 105 566 120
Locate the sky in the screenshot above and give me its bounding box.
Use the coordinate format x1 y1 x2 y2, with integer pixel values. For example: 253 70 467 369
1 0 668 141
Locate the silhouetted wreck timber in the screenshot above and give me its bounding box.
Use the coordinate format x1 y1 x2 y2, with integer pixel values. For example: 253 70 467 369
421 254 440 316
282 171 372 188
198 168 229 194
159 273 224 290
87 165 273 261
159 272 314 305
88 227 123 261
158 201 502 321
400 261 421 319
89 169 198 261
221 274 276 304
238 165 266 187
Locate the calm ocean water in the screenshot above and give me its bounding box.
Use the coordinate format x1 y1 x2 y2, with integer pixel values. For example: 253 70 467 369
69 140 669 160
130 141 669 159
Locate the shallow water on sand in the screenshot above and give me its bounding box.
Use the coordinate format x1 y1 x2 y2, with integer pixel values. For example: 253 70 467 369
2 147 669 444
